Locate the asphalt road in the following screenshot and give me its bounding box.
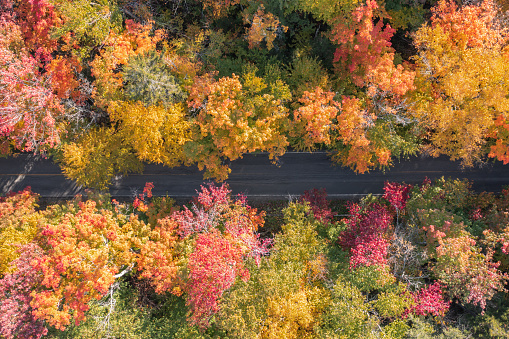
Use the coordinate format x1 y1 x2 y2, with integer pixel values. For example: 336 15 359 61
0 152 508 199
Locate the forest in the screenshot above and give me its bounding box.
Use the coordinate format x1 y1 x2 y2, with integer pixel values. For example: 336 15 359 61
1 0 509 337
1 179 509 338
1 0 509 188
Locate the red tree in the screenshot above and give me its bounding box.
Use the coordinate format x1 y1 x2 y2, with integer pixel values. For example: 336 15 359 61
299 188 333 224
186 229 249 329
339 202 393 269
339 203 392 268
410 282 450 317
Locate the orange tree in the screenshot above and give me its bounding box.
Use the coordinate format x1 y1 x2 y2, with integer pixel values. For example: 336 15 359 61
326 0 417 173
186 71 290 180
28 198 150 330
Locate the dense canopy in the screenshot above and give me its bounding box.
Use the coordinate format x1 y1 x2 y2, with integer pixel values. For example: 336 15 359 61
0 0 507 188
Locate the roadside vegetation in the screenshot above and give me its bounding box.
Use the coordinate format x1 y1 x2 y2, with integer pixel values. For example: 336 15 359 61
1 178 509 338
1 0 509 189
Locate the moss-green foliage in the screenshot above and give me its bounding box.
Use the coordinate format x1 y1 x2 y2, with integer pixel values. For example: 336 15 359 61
384 0 427 31
406 177 472 223
123 50 185 106
466 297 509 338
319 276 378 338
52 0 124 59
45 281 226 339
406 316 472 339
318 267 412 338
285 55 330 98
45 283 151 339
279 0 362 23
366 120 420 163
402 177 509 315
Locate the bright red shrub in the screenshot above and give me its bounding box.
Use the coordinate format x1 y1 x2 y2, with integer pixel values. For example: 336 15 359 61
410 282 450 317
383 181 412 212
340 202 393 269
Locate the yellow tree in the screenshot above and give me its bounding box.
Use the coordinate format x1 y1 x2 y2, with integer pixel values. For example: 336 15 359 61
0 188 40 277
412 0 509 166
60 127 143 190
217 202 331 338
61 100 192 189
108 101 191 167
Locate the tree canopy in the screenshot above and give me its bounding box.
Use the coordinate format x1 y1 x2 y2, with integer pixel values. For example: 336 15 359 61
0 0 507 187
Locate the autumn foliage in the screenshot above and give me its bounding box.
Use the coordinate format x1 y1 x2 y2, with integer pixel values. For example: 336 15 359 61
412 0 509 165
0 187 40 276
0 243 47 339
340 201 393 269
186 72 289 180
1 178 509 336
409 282 450 317
0 0 505 186
3 0 509 335
331 0 414 95
30 200 150 329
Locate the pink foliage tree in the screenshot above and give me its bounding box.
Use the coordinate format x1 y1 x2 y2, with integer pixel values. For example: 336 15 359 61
0 243 47 339
0 13 64 153
172 183 270 328
424 222 508 311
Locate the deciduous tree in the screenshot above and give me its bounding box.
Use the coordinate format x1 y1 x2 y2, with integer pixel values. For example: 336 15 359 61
60 127 144 190
30 199 150 329
141 183 268 329
0 188 40 276
90 19 163 109
0 16 65 153
291 87 340 151
299 187 333 224
218 202 326 338
412 0 509 165
108 101 191 167
339 201 393 269
244 5 288 51
330 0 414 95
0 243 47 339
186 72 289 180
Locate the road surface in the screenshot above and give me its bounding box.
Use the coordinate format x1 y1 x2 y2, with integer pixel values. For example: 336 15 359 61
0 152 508 199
